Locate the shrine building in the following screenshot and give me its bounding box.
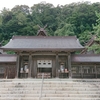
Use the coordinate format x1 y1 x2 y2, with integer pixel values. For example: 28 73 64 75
0 28 100 79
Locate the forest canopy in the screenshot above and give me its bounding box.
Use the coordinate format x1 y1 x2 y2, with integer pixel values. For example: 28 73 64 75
0 1 100 46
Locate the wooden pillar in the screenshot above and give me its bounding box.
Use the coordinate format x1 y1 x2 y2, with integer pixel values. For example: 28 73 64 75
68 53 72 78
20 56 23 78
81 65 83 78
28 54 32 78
95 65 97 78
56 54 59 77
16 53 20 78
33 59 37 78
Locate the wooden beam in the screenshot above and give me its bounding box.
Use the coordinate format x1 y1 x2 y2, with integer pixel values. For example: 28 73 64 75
19 52 68 56
68 53 72 78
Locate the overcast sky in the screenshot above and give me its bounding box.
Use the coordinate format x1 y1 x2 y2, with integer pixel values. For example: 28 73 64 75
0 0 100 11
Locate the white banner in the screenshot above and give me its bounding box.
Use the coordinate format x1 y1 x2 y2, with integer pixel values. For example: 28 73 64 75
37 60 52 68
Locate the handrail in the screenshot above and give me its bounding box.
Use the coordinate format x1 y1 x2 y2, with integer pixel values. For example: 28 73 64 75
39 73 44 100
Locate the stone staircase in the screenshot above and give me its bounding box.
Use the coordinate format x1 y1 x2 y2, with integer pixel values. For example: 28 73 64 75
0 79 100 100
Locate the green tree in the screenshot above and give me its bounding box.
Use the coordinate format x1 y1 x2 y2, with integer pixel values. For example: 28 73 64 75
0 2 100 44
54 23 75 36
88 12 100 53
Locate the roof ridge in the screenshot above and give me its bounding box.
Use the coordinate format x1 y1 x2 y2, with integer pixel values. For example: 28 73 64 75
12 35 77 39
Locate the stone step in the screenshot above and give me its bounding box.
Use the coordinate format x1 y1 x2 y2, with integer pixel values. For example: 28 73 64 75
0 94 99 97
0 84 99 87
0 90 99 94
0 79 100 100
0 83 100 86
0 79 100 82
0 87 99 90
0 85 98 87
0 84 99 86
0 80 99 82
0 85 100 89
0 97 100 100
0 81 100 83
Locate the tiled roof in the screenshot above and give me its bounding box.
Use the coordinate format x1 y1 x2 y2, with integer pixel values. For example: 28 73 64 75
81 35 97 54
0 54 16 63
0 54 100 63
71 54 100 63
1 36 84 51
